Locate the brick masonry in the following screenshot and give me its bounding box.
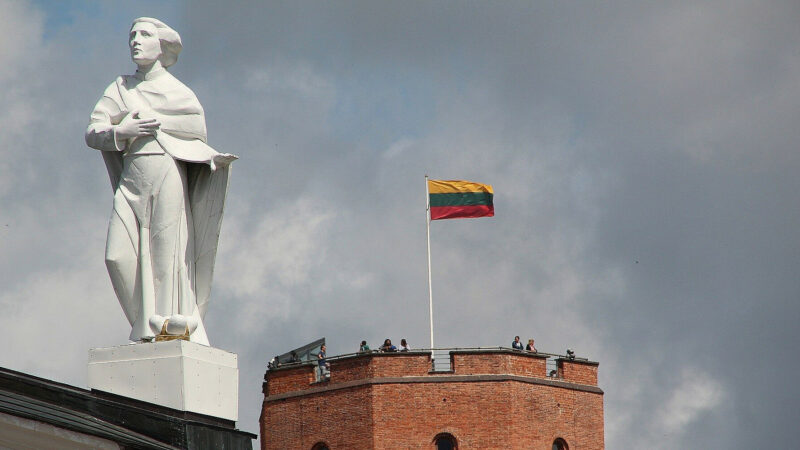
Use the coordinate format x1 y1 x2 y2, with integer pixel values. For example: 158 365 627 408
261 350 604 449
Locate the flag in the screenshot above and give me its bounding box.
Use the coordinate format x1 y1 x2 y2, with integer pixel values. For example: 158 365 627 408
428 179 494 220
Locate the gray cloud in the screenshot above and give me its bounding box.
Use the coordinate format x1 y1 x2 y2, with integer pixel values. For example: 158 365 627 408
2 1 799 447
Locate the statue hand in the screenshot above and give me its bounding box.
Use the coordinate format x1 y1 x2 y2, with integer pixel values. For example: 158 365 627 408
115 109 160 141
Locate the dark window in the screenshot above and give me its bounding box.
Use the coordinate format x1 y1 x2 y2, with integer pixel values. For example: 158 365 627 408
553 438 569 450
434 433 457 450
311 442 329 450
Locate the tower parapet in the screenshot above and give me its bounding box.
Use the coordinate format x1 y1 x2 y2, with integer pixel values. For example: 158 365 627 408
261 348 604 449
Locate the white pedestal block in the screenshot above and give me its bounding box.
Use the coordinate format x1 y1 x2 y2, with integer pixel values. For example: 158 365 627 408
88 340 238 421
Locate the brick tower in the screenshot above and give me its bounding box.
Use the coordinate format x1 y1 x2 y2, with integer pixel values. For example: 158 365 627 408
260 349 603 449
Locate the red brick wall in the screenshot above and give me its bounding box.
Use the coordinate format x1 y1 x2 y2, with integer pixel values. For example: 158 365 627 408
330 353 432 384
557 359 599 386
512 382 605 448
261 387 374 449
265 364 316 396
262 351 604 450
328 354 371 384
371 381 515 448
451 351 547 378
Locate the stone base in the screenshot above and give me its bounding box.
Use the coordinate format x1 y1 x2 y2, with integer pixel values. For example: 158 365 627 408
88 340 238 421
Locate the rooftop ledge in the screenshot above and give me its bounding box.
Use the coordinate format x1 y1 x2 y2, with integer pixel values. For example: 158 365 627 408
263 347 601 398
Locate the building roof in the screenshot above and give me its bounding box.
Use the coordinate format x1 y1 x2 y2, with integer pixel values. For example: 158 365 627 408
0 365 255 449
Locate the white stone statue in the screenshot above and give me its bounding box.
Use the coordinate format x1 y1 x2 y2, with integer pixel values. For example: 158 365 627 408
86 18 237 345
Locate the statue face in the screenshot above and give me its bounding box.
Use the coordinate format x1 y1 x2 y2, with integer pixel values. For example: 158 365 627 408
129 22 161 66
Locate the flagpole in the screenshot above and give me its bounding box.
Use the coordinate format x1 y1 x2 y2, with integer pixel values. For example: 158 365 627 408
425 175 435 365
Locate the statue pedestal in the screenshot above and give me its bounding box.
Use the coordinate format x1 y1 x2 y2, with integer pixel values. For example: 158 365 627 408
88 340 238 421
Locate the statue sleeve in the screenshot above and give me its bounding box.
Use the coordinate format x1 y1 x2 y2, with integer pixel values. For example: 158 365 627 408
86 81 127 152
86 80 127 190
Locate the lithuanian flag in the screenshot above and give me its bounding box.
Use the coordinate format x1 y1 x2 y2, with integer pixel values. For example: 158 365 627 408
428 179 494 220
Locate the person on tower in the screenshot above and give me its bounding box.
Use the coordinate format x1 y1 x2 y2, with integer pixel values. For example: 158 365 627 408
317 345 329 380
380 338 397 352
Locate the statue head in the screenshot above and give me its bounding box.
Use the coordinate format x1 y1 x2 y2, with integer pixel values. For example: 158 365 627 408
129 17 182 68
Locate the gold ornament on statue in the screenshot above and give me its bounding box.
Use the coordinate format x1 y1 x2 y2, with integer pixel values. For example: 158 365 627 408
155 319 191 342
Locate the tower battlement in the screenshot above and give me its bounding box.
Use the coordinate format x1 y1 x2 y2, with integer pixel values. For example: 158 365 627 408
261 348 604 449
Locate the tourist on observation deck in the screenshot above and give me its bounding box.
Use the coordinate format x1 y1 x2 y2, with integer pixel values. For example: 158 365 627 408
380 338 397 352
317 345 329 379
512 336 524 350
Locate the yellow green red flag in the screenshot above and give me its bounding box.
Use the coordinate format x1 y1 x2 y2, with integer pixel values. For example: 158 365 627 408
428 179 494 220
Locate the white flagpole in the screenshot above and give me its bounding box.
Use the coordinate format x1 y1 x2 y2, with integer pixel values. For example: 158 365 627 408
426 175 435 364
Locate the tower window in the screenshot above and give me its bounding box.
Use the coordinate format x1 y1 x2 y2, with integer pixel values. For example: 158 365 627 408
553 438 569 450
311 442 330 450
433 432 457 450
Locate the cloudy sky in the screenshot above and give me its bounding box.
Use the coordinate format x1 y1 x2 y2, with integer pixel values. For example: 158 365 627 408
2 0 799 447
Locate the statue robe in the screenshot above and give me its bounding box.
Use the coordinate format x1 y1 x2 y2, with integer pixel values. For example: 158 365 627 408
86 68 233 345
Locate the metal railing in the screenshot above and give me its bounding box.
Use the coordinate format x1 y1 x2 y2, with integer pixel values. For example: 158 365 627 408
431 349 452 371
546 357 559 378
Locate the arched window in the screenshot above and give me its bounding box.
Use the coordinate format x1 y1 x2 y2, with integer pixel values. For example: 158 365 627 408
311 442 330 450
433 432 458 450
552 437 569 450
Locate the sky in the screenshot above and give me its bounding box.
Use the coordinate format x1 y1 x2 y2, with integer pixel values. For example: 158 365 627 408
1 0 799 447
